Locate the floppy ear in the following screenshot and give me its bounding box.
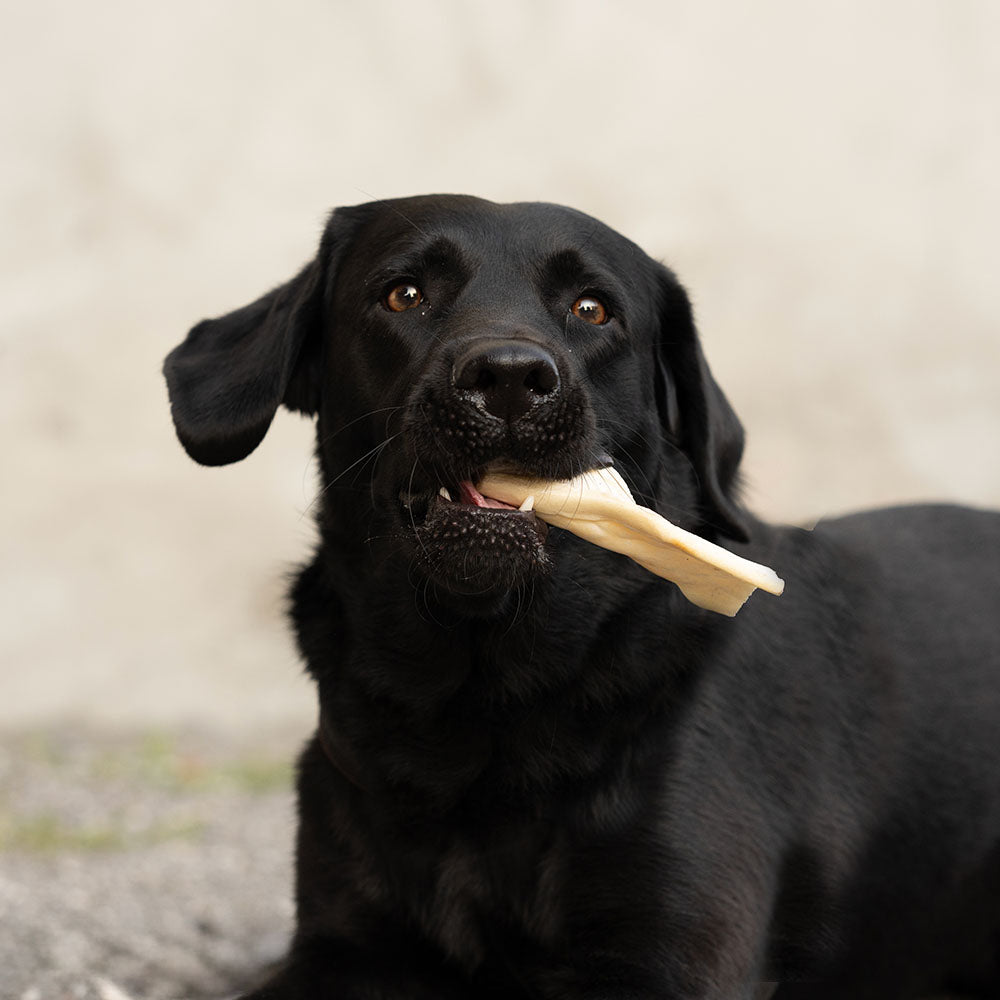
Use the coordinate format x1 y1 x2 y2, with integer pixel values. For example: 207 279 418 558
163 253 329 466
163 207 369 466
654 265 749 543
163 258 325 465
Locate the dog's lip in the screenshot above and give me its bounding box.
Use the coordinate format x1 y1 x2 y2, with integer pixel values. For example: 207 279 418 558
398 464 549 539
399 481 539 521
429 489 548 531
453 479 524 510
398 462 510 512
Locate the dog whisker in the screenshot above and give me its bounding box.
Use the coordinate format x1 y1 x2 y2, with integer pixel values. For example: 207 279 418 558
313 406 405 453
351 186 430 238
308 432 403 508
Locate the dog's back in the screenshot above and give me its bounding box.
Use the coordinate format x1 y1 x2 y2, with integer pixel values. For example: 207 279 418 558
778 504 1000 994
817 503 1000 700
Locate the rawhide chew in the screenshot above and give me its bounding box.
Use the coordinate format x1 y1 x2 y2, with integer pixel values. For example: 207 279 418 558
478 466 784 616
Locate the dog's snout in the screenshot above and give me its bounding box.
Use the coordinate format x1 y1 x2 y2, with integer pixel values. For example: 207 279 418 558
452 339 560 422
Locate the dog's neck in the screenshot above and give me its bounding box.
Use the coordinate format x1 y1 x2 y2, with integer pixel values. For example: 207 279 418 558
293 540 702 811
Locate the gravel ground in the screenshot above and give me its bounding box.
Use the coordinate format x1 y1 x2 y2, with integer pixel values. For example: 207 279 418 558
0 727 305 1000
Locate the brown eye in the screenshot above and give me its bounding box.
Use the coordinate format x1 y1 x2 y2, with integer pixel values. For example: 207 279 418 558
385 284 423 312
571 295 608 325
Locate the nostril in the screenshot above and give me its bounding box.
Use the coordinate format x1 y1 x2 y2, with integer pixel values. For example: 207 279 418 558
452 339 561 422
524 362 559 396
474 369 497 392
453 353 488 391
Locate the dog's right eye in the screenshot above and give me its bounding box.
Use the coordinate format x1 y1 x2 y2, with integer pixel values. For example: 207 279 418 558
385 284 424 312
571 295 609 325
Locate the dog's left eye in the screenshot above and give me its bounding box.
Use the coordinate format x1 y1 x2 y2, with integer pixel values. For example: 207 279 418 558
571 295 609 325
385 284 424 312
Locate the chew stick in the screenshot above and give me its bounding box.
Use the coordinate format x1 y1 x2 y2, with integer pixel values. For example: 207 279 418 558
479 467 784 616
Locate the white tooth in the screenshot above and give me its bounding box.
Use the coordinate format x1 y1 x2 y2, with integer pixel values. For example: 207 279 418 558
518 495 535 512
439 487 452 501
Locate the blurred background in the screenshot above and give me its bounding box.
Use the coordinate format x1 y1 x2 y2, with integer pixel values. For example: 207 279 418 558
1 0 998 994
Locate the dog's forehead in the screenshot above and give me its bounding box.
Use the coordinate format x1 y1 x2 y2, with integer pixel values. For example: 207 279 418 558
342 195 646 274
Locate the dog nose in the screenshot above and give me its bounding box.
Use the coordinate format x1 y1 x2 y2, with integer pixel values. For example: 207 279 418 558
452 339 560 422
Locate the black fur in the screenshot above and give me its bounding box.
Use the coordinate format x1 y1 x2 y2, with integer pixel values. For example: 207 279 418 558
164 195 1000 999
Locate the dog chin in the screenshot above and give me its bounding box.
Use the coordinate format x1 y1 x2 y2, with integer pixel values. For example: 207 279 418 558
406 491 551 600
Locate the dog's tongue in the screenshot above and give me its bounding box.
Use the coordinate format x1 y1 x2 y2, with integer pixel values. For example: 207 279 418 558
458 480 516 510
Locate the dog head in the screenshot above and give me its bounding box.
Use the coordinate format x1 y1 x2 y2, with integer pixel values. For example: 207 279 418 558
164 195 747 603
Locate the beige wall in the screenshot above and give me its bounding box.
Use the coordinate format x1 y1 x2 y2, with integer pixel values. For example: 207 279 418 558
2 0 998 729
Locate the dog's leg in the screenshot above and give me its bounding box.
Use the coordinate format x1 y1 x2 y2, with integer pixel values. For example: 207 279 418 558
236 939 471 1000
535 967 769 1000
532 935 773 1000
241 743 484 1000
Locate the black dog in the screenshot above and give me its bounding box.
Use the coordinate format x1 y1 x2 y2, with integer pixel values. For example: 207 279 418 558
164 196 1000 999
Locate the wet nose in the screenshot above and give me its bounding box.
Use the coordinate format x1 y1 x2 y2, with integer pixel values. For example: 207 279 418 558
452 339 560 423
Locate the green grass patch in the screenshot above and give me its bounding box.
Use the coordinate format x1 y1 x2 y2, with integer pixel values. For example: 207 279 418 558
90 732 294 794
0 811 205 854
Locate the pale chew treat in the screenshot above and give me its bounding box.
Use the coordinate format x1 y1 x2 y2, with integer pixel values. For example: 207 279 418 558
478 467 785 617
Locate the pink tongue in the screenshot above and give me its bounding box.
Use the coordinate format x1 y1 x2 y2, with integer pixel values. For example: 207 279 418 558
459 480 516 510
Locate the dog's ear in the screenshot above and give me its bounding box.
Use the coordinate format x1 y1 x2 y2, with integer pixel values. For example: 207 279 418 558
654 265 749 543
163 209 361 466
163 262 323 466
